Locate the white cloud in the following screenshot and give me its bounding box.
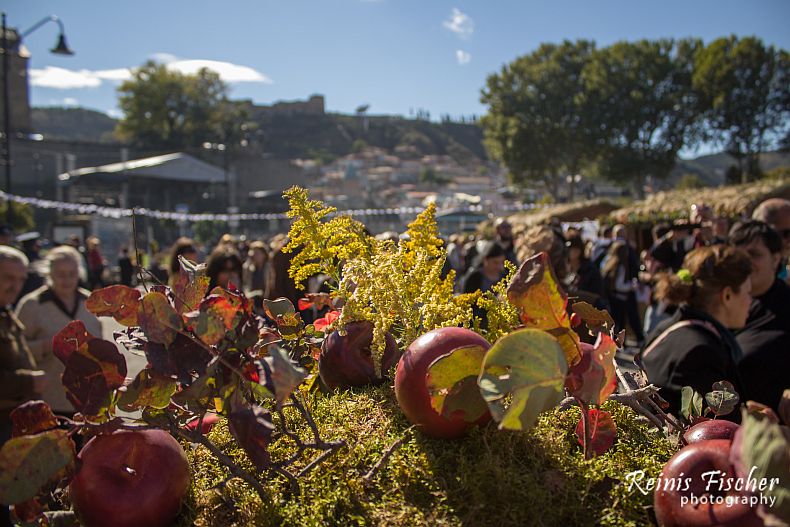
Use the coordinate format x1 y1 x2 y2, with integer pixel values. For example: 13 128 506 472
456 50 471 65
443 8 474 39
29 58 271 90
149 52 179 64
106 108 123 119
30 66 101 89
47 97 79 107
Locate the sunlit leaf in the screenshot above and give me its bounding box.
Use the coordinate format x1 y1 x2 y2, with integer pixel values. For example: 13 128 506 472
52 320 94 364
138 291 183 345
261 346 307 406
506 252 581 366
426 345 489 422
680 386 704 422
564 333 617 406
705 380 740 417
10 401 58 438
0 430 75 506
61 339 127 420
118 369 178 411
172 260 210 314
262 297 295 319
85 285 141 326
185 296 240 346
571 301 615 336
575 408 617 456
227 406 274 472
478 329 568 431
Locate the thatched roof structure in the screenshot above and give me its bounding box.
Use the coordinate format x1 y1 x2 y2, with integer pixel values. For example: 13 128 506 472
504 199 620 231
609 179 790 224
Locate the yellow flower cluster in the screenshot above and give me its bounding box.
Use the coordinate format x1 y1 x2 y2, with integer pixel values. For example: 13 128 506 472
473 260 520 343
282 186 372 288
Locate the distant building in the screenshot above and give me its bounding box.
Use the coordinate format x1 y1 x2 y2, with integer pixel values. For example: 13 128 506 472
0 27 32 133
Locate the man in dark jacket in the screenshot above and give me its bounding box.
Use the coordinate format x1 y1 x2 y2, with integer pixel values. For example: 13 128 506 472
730 220 790 412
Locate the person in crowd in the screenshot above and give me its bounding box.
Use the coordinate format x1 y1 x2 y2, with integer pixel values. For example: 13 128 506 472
729 220 790 412
637 245 753 418
590 224 613 268
0 226 13 246
15 246 101 418
712 217 730 245
494 218 518 266
15 232 46 303
268 235 302 305
243 240 271 295
118 246 134 286
167 237 199 286
461 241 507 295
602 237 645 346
462 234 480 272
85 236 106 290
206 246 243 290
565 232 604 299
752 198 790 257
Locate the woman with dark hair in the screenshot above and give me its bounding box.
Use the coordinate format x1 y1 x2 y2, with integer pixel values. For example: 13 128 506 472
602 240 644 345
167 237 198 286
637 245 753 418
205 247 243 290
565 234 603 298
461 241 506 295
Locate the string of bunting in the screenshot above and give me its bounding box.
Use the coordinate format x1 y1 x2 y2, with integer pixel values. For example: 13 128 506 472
0 190 539 222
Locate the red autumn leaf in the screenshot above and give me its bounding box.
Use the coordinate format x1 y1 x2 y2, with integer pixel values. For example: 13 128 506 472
172 267 210 314
61 339 128 420
507 252 581 366
85 285 141 326
564 333 618 406
185 296 240 346
52 320 94 364
11 401 58 437
227 406 274 472
575 408 617 456
313 310 340 333
297 298 313 310
209 286 252 316
138 291 183 345
298 293 334 311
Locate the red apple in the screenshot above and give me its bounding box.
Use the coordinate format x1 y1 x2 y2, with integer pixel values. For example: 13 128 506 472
395 327 491 439
319 320 400 390
683 419 740 444
185 413 220 435
70 429 190 527
654 439 763 527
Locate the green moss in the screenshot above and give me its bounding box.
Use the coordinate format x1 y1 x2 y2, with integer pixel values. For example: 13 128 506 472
181 387 675 527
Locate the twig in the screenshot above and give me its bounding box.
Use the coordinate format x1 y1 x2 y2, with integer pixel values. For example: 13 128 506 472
579 399 591 460
269 464 300 495
131 209 148 293
559 385 667 432
297 441 344 478
363 427 413 483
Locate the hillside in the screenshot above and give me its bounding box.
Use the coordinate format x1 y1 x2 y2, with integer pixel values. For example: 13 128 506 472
30 107 118 143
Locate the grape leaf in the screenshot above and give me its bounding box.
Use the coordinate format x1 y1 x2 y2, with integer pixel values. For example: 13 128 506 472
61 339 127 420
172 262 210 314
425 345 489 423
52 320 94 364
85 285 141 326
680 386 704 422
261 346 307 406
705 380 740 417
575 408 617 456
118 369 178 411
0 430 75 506
138 291 183 345
478 329 568 431
10 401 58 438
506 252 582 366
227 406 275 472
571 301 615 336
185 296 240 346
564 333 618 406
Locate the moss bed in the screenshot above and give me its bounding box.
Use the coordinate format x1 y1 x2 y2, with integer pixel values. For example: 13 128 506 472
178 385 676 527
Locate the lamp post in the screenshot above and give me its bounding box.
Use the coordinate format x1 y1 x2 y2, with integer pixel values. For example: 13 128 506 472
1 12 73 225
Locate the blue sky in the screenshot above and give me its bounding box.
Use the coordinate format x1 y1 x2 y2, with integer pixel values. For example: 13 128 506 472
6 0 790 123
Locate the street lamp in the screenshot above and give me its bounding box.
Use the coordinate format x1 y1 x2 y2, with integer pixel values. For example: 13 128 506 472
1 12 74 224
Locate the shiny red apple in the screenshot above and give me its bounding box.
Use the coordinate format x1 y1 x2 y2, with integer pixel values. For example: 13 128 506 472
683 419 739 444
319 320 400 390
395 327 491 439
654 439 763 527
70 429 190 527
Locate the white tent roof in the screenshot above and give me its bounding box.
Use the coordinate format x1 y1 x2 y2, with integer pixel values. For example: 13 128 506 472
59 152 226 184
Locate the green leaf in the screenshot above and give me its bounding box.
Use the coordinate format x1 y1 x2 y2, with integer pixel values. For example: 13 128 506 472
85 285 141 326
138 291 183 345
261 346 307 406
564 334 617 406
0 430 75 506
10 401 58 437
571 301 615 336
478 329 568 431
262 298 296 319
425 345 489 423
118 369 178 411
506 252 581 366
680 386 703 422
62 339 127 420
705 380 740 417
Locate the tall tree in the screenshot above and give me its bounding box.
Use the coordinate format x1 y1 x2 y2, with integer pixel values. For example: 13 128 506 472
693 36 790 183
480 40 597 200
115 61 230 150
582 39 702 198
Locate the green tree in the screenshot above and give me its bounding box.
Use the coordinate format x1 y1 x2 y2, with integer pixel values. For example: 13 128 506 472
115 61 230 150
582 39 702 198
693 36 790 183
419 166 451 187
480 40 597 200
